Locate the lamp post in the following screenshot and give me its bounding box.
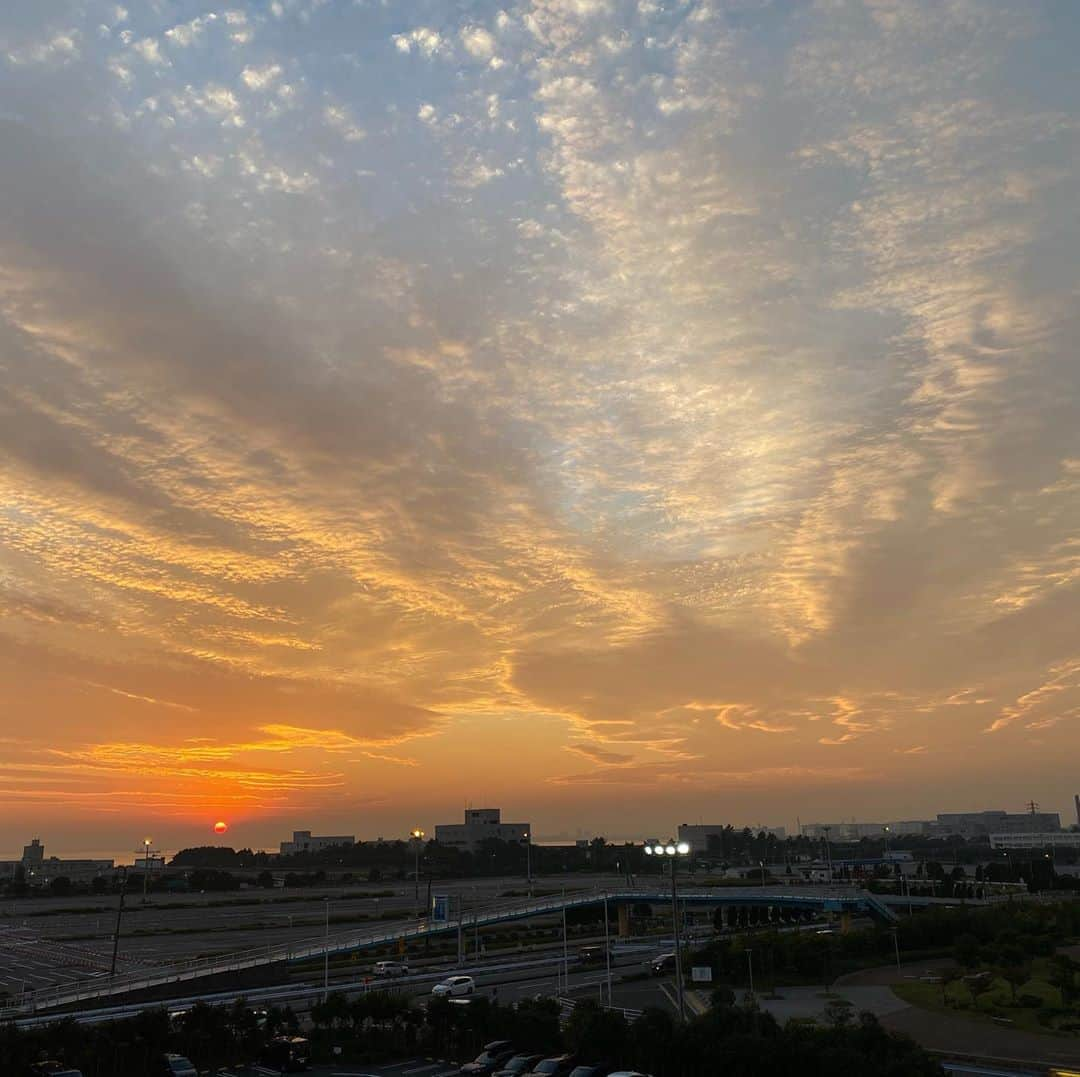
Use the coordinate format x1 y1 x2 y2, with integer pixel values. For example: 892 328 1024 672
323 896 330 1002
110 866 128 977
410 829 425 915
525 831 532 892
644 839 690 1021
141 838 153 905
821 826 834 882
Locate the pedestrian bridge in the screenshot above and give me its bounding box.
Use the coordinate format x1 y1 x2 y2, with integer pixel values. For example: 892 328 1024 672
1 884 943 1017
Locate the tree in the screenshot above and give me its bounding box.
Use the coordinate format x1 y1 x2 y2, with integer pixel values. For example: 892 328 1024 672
953 933 981 969
939 967 963 1007
256 870 275 889
824 996 855 1028
997 963 1030 1005
965 972 994 1011
1050 954 1080 1005
564 1000 627 1061
48 876 73 897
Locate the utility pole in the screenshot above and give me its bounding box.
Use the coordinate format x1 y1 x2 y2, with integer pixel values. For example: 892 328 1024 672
603 892 612 1007
562 897 569 996
746 948 755 997
110 866 128 977
323 896 330 1001
140 838 156 905
891 927 901 973
670 858 686 1022
410 829 425 917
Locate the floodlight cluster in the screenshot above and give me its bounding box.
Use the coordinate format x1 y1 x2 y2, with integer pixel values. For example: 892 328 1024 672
643 841 690 856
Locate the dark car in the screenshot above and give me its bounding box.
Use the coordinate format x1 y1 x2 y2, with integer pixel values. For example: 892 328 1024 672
529 1055 579 1076
29 1064 84 1077
649 953 676 976
459 1040 517 1075
259 1035 310 1072
578 945 612 965
492 1054 544 1077
567 1066 613 1077
160 1055 197 1077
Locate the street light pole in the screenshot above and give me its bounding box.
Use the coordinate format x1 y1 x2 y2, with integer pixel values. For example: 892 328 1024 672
525 831 532 893
110 866 128 977
603 892 612 1007
141 839 153 905
746 948 755 997
323 896 330 1001
644 838 690 1022
410 829 425 916
891 926 901 973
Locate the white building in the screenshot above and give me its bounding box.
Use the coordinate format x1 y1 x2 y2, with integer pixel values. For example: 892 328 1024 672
989 832 1080 850
434 808 529 851
0 839 113 885
278 830 355 856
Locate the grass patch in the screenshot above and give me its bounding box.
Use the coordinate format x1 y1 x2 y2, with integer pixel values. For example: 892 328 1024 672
893 975 1076 1038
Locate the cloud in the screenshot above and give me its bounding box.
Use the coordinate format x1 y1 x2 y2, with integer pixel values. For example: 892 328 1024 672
1 0 1079 844
241 64 282 91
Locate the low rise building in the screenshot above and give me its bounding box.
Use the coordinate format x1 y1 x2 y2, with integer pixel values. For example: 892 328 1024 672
677 823 786 855
278 830 355 856
989 832 1080 850
434 808 529 851
934 811 1060 837
0 839 113 885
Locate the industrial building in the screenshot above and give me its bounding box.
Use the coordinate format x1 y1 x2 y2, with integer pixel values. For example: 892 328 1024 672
278 830 355 856
0 839 113 885
677 823 786 855
434 808 530 851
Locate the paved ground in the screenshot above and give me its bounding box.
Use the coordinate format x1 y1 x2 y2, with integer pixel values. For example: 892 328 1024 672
838 957 1080 1068
882 1007 1080 1068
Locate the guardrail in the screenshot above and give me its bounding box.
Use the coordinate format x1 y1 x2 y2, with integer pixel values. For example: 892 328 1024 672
0 885 887 1018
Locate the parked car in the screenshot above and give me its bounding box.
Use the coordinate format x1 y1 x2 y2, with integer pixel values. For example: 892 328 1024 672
607 1072 653 1077
567 1066 613 1077
373 960 410 977
432 974 476 997
459 1039 517 1075
649 953 676 976
493 1054 544 1077
259 1035 310 1072
160 1055 198 1077
528 1055 579 1076
28 1064 83 1077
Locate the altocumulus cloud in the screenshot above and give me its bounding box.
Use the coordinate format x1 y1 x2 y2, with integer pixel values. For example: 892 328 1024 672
0 0 1078 839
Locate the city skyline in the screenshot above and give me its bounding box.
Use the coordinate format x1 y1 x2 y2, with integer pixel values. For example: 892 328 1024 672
2 1 1080 857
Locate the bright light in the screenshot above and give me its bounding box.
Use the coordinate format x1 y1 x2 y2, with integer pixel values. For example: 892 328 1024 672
143 837 152 847
213 821 228 834
677 842 690 855
665 844 676 855
644 845 653 855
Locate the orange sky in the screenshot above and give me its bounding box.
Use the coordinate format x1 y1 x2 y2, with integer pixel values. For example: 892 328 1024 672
2 0 1079 857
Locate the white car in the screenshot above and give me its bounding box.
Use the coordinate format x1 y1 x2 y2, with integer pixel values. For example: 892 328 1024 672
373 960 410 977
431 974 476 997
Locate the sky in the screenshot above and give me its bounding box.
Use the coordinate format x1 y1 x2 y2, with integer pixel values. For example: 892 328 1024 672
1 0 1079 859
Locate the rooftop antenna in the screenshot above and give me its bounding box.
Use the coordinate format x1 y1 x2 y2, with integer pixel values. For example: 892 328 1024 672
1028 800 1039 815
